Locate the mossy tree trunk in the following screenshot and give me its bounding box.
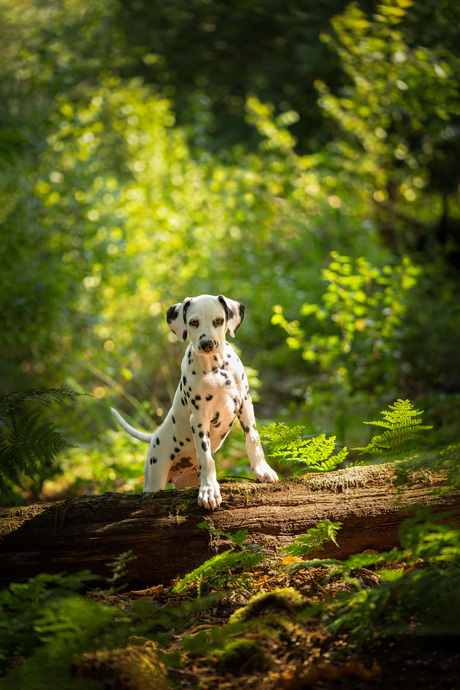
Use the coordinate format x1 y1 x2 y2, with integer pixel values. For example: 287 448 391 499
1 465 459 589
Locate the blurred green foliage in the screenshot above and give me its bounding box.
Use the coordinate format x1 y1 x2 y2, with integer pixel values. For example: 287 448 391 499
272 252 421 393
0 0 459 499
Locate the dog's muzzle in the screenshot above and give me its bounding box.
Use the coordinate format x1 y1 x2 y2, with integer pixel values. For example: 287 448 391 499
200 340 215 353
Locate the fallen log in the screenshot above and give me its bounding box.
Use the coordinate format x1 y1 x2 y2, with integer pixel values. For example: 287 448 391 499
1 464 459 589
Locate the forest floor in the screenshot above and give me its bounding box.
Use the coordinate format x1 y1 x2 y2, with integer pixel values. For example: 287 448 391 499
87 557 460 690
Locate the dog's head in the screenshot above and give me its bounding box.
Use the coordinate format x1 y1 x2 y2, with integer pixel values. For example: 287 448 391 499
166 294 245 355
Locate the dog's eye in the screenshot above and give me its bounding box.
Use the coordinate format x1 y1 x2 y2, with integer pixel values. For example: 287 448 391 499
213 318 224 327
189 319 199 328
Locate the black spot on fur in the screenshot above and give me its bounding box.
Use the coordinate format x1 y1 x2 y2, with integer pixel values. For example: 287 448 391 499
186 437 191 442
192 370 196 375
172 416 176 424
198 423 202 428
149 457 157 465
175 447 180 453
182 330 187 340
183 376 187 385
166 304 179 323
156 438 160 445
199 431 204 438
218 295 231 321
173 436 177 443
195 395 201 401
211 411 220 425
182 299 191 323
201 441 208 451
225 379 231 386
170 454 175 460
206 394 213 401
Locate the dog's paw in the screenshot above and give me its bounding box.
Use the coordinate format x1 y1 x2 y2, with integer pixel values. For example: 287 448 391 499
253 462 279 484
198 481 222 510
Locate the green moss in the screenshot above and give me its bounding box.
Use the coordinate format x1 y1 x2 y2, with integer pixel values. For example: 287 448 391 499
213 638 264 672
229 587 304 624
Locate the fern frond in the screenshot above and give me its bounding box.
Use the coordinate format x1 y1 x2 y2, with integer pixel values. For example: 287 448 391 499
283 520 342 559
258 423 304 453
0 389 87 415
357 399 433 457
0 388 82 491
173 549 263 594
259 423 347 474
0 411 73 487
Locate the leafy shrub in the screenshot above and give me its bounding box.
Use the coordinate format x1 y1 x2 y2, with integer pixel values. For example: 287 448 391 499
272 252 421 394
0 569 138 689
0 565 218 685
315 509 460 643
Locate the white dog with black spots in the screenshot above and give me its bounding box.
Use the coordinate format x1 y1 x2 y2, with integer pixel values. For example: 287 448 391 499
111 294 278 509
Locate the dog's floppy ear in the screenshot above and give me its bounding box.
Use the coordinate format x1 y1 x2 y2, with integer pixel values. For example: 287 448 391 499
218 295 245 337
166 298 192 341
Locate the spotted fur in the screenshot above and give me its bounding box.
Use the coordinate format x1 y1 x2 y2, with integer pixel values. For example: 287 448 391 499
111 294 278 510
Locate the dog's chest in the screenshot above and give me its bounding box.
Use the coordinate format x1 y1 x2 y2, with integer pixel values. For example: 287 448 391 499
182 344 248 426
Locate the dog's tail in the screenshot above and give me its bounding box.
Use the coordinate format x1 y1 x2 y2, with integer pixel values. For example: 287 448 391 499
110 408 153 443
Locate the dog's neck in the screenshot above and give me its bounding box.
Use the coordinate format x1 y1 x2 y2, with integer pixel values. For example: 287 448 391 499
188 343 228 374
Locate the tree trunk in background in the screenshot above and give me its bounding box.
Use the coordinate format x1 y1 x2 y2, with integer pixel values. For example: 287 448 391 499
1 465 459 589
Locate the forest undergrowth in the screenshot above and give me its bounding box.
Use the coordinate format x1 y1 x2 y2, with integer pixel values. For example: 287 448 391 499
1 507 459 690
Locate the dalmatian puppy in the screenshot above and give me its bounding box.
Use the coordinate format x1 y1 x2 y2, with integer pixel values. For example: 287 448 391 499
111 294 278 509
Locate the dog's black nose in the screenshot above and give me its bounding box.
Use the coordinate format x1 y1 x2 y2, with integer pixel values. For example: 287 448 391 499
200 340 214 353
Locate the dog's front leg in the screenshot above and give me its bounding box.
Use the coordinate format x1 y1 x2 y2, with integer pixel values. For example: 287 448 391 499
190 414 222 510
238 397 278 483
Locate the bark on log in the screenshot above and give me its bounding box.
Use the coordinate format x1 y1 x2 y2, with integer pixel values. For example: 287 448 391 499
1 464 459 589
